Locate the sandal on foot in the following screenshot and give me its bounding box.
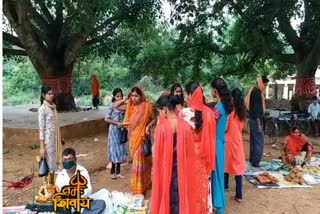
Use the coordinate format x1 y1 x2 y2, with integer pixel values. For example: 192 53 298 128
116 174 125 179
234 197 242 203
111 174 117 179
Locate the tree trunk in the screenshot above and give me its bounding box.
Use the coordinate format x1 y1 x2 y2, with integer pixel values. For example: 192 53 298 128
41 73 76 111
291 66 317 112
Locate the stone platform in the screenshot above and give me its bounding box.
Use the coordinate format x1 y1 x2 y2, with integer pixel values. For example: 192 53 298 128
3 104 108 145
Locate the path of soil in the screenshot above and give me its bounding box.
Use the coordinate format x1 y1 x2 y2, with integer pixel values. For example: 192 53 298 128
3 133 320 214
2 105 320 213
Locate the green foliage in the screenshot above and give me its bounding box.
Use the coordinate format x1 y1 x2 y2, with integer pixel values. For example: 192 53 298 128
29 144 40 150
170 0 320 79
3 54 167 106
3 57 41 105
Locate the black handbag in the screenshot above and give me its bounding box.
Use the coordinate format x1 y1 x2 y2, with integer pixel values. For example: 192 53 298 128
119 128 128 144
143 136 152 157
38 157 49 177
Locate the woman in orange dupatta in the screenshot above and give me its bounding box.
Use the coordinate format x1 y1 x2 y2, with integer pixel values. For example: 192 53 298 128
123 84 152 194
91 74 100 109
151 95 195 214
179 82 216 213
282 126 313 167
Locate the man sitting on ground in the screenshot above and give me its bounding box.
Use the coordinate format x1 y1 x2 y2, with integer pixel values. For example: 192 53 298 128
308 96 320 136
55 148 113 214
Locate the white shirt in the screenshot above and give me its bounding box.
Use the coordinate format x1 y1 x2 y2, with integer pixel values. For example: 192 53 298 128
55 164 92 198
308 103 320 120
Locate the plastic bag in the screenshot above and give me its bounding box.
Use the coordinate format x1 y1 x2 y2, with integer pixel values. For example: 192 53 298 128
119 128 128 144
143 136 152 157
38 157 49 177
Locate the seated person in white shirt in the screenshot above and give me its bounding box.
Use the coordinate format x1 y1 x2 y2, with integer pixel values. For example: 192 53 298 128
55 148 113 214
308 96 320 136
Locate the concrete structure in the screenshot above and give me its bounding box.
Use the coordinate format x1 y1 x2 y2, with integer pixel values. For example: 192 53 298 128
266 69 320 100
3 105 108 145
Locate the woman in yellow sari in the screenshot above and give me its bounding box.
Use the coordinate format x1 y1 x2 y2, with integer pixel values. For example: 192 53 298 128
122 84 152 194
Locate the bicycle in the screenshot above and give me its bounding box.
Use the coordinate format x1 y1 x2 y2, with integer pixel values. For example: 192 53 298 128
264 111 311 144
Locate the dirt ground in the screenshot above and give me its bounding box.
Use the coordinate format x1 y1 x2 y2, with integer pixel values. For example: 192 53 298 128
3 130 320 214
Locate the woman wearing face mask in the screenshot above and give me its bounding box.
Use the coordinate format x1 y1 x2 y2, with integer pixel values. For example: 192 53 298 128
210 78 233 214
121 84 152 194
224 88 246 203
151 95 195 214
38 85 62 178
105 88 127 179
179 81 216 213
282 126 313 167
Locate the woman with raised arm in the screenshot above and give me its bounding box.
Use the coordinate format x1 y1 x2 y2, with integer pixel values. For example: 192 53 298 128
122 84 153 194
105 88 127 179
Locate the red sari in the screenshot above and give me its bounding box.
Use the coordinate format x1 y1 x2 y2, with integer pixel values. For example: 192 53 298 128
151 116 195 214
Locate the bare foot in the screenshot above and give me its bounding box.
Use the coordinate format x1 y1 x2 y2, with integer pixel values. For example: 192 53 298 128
111 174 117 179
106 162 112 169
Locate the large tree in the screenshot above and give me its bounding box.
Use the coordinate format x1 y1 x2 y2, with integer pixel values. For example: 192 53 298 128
3 0 160 110
170 0 320 110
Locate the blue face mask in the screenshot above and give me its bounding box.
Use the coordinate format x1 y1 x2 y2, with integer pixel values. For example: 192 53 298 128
63 160 75 170
313 100 318 105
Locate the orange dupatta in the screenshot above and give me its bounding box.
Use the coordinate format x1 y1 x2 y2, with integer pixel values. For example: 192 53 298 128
284 133 307 156
245 77 266 112
123 84 152 158
187 86 216 174
91 75 99 98
151 116 195 214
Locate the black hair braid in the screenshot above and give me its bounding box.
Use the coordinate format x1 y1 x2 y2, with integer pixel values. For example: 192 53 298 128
195 110 203 132
211 78 233 115
220 88 233 115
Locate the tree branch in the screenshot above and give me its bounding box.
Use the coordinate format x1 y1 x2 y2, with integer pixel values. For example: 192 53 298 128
34 0 54 24
3 0 48 72
268 51 296 64
2 32 24 48
277 14 302 52
55 1 63 25
85 21 121 46
301 33 320 75
3 48 27 56
26 0 49 31
64 28 91 66
92 15 121 34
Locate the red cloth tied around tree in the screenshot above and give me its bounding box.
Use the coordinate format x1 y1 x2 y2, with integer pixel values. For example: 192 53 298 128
187 86 216 174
